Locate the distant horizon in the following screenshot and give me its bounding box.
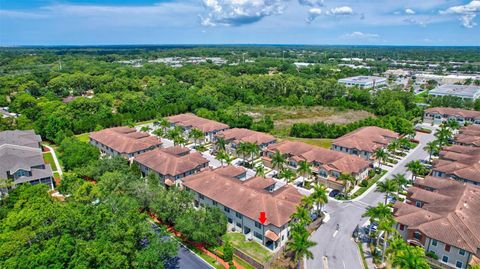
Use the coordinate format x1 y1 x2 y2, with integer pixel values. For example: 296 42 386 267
2 44 480 49
1 0 479 46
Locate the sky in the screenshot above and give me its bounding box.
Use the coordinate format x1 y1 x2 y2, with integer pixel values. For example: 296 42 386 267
0 0 479 46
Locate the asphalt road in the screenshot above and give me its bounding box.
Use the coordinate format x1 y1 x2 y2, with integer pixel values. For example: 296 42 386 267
165 244 213 269
306 129 436 269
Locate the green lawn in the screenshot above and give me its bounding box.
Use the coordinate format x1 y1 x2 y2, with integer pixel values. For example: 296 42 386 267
75 133 90 143
281 137 333 149
188 244 226 269
351 170 387 199
43 152 58 171
222 232 273 264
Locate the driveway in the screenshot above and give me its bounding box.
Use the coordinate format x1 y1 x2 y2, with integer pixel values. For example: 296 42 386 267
306 130 436 269
165 244 213 269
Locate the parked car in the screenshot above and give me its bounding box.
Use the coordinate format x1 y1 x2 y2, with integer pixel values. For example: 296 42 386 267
329 189 341 198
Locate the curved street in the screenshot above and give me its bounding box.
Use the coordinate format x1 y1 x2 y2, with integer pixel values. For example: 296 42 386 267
307 128 436 269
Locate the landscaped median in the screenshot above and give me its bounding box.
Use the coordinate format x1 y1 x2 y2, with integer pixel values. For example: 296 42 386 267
350 170 387 199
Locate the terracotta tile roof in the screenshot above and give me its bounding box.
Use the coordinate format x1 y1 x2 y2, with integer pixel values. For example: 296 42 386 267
332 126 399 153
265 230 280 241
167 113 229 133
433 145 480 183
214 165 246 178
216 128 276 146
242 176 276 190
394 176 480 253
182 166 304 227
455 125 480 147
134 147 208 177
266 141 370 175
90 127 162 154
425 107 480 119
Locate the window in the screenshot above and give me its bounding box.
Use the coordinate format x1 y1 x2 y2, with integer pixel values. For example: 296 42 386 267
456 261 463 268
445 244 451 252
414 231 422 240
199 194 204 200
442 256 449 263
236 222 242 228
459 249 465 256
432 239 438 246
227 218 233 224
415 201 423 207
244 227 251 234
212 201 218 206
224 207 230 213
399 224 405 231
235 212 243 219
255 222 261 229
254 232 263 240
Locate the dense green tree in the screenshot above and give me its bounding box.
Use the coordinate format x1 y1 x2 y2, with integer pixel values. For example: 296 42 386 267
174 206 227 246
58 137 100 171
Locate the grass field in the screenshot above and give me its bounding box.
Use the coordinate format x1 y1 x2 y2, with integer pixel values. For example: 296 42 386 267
247 105 373 134
43 152 58 171
76 133 90 143
281 137 333 149
222 232 273 264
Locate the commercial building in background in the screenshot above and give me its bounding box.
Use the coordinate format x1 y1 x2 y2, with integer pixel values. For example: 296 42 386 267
331 126 399 160
0 130 53 193
134 146 209 187
215 128 276 153
423 107 480 126
89 127 163 159
429 85 480 100
263 141 370 191
414 73 480 85
432 145 480 186
338 75 387 89
394 176 480 269
166 113 229 142
182 166 303 251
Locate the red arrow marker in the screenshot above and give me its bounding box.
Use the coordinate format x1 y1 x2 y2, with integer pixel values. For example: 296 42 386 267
258 212 267 224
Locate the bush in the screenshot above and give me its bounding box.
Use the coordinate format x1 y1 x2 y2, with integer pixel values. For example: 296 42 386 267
223 241 233 262
360 180 369 187
368 169 376 178
228 261 236 269
426 251 438 260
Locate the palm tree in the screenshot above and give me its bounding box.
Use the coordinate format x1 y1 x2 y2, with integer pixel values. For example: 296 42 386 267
386 235 407 261
189 128 204 147
140 125 151 133
300 195 314 210
279 168 296 184
387 139 400 154
311 184 328 214
166 126 182 142
435 126 452 148
255 164 266 178
374 148 389 169
152 128 164 137
271 150 285 171
406 160 424 183
392 174 409 195
444 118 460 131
378 217 396 264
236 142 250 166
286 226 317 269
376 179 398 205
215 136 227 152
291 206 311 225
398 138 411 151
390 245 429 269
362 203 392 237
173 136 187 146
297 160 312 183
157 117 170 132
0 178 15 197
215 150 229 166
423 140 439 162
338 173 356 196
247 142 260 166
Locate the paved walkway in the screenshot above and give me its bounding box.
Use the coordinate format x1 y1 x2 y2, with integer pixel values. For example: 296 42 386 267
43 144 63 176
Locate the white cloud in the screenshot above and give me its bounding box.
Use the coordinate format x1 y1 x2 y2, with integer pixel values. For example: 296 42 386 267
298 0 324 7
326 6 354 15
405 8 415 15
306 5 354 22
342 31 379 39
200 0 286 26
440 0 480 28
